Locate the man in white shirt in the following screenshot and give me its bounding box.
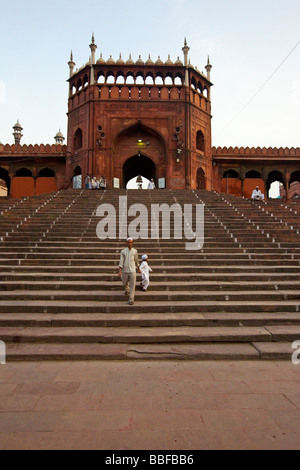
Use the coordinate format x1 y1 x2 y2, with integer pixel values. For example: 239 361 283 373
251 186 265 201
147 179 156 190
118 238 140 305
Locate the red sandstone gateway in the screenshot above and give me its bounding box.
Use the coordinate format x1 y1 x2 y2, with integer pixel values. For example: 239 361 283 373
0 36 299 198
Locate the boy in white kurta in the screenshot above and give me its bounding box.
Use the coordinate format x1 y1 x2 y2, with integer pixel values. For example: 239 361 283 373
140 254 153 291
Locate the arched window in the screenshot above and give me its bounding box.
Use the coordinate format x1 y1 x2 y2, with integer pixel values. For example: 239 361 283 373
267 170 285 192
15 168 33 177
136 74 144 85
126 73 134 85
174 75 183 86
145 74 154 85
116 74 125 84
106 74 115 85
155 75 164 86
83 75 89 87
290 170 300 185
77 79 82 92
289 170 300 198
245 170 262 178
196 130 205 152
74 128 83 150
223 169 239 178
97 73 105 84
38 168 55 177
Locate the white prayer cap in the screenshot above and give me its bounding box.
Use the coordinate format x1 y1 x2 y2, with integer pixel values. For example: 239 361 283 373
142 254 148 261
127 237 133 242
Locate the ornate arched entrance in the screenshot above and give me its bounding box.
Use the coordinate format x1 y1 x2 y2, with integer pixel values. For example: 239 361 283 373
123 154 156 188
112 121 166 188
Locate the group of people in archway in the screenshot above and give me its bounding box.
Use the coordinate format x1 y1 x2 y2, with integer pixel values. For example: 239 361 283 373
85 175 108 190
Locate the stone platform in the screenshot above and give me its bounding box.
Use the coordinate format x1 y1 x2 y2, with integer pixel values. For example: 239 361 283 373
0 360 300 450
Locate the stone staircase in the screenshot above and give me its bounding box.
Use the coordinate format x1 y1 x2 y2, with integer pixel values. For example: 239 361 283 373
0 188 299 361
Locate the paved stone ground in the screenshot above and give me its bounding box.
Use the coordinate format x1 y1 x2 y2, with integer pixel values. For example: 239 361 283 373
0 360 300 450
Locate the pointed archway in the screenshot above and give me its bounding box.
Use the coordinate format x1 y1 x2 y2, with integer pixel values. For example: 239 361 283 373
196 167 206 189
113 121 166 188
123 154 156 188
0 167 10 196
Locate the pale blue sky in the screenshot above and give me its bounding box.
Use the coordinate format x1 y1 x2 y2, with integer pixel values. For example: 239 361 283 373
0 0 299 148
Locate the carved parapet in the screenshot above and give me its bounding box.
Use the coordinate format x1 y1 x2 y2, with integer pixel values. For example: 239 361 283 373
212 146 300 158
0 143 67 157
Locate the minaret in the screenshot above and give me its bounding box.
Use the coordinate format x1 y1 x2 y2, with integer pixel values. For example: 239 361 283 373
89 33 97 85
12 120 23 145
182 37 190 66
205 56 212 81
54 129 65 145
182 38 190 87
89 33 97 64
68 50 75 78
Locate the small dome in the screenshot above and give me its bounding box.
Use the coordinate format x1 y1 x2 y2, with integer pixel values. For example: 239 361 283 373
135 55 144 66
54 129 65 144
155 56 163 66
174 56 183 66
116 53 125 65
13 120 22 130
165 54 173 66
106 55 115 65
97 53 105 64
126 54 134 65
145 54 154 66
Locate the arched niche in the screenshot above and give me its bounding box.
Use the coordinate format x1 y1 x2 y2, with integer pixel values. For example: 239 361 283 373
123 154 156 188
196 168 206 189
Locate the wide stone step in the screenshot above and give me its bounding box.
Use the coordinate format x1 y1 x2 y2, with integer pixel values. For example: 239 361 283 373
0 299 298 313
1 272 299 282
0 289 299 302
1 280 300 291
4 342 279 361
0 325 276 343
1 258 300 269
1 265 300 274
0 311 299 327
1 253 300 262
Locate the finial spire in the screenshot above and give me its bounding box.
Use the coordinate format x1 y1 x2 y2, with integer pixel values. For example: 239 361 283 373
205 55 212 81
89 33 97 65
68 51 75 78
182 37 190 69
